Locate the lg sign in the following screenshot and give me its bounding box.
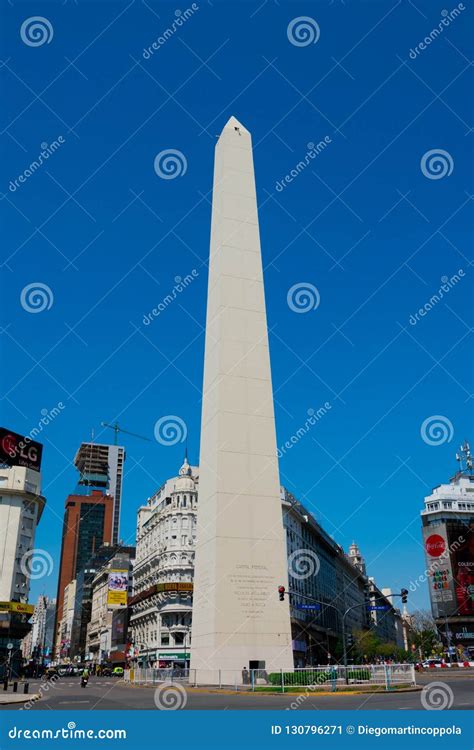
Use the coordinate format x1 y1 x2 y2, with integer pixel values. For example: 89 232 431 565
0 428 43 472
425 534 446 558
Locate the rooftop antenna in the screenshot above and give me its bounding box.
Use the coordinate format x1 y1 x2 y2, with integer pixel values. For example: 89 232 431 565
456 440 472 473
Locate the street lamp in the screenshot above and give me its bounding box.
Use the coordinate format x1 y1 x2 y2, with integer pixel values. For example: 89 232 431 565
278 585 409 683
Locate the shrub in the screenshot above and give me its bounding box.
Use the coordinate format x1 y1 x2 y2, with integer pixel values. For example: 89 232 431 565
267 670 337 686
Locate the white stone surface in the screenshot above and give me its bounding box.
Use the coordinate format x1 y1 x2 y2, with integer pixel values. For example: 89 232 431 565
0 466 43 602
190 117 293 681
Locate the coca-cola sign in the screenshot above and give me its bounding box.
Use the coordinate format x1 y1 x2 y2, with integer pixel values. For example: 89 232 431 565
0 427 43 472
425 533 446 558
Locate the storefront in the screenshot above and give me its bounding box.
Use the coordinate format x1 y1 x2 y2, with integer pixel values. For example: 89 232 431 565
157 651 190 668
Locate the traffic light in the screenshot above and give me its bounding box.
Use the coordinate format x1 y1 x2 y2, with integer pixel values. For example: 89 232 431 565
278 585 286 601
346 633 354 648
401 588 408 604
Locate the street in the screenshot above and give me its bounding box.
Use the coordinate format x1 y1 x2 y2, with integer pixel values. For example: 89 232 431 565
1 672 472 711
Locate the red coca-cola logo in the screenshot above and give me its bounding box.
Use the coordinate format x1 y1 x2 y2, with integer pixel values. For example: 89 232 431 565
426 534 446 558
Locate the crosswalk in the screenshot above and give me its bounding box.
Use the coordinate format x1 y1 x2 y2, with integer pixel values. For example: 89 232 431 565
31 680 117 687
62 681 116 687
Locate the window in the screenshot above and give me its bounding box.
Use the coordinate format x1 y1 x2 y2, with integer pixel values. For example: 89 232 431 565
161 634 170 645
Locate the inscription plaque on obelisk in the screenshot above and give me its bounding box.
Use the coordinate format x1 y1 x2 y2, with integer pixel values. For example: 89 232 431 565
190 117 293 683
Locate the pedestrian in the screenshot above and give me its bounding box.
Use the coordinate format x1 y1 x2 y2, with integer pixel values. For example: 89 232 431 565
242 666 249 685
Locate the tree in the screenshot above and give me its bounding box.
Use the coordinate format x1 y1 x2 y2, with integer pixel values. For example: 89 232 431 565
353 629 379 661
408 610 441 658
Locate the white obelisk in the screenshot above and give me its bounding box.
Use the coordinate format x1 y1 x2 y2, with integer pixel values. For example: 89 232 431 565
190 117 293 683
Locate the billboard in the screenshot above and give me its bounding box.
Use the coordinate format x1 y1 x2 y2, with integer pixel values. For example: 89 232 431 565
424 521 474 618
111 610 127 646
447 520 474 617
155 582 193 593
0 601 35 615
107 570 128 608
423 526 455 618
0 428 43 472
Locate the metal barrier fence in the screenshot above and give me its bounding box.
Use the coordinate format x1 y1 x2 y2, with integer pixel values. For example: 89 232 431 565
125 663 416 691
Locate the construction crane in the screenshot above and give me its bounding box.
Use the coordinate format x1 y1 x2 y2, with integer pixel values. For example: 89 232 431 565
101 421 151 445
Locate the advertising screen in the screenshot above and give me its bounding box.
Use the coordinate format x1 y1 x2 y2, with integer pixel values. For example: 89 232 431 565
423 526 455 618
0 427 43 472
447 520 474 617
107 570 128 608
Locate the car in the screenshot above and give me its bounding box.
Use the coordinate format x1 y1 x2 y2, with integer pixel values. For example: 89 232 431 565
422 659 444 668
112 667 124 677
43 667 59 680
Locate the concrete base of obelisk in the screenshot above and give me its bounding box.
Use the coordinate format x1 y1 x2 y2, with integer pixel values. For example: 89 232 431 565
190 533 294 685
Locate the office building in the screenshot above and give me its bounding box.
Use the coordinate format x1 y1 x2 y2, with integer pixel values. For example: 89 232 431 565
53 489 113 658
421 443 474 656
85 547 134 665
22 595 56 664
74 442 125 546
130 457 197 667
0 428 45 676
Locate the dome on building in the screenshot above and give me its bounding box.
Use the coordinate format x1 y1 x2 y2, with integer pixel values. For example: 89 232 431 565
173 455 196 492
179 456 192 477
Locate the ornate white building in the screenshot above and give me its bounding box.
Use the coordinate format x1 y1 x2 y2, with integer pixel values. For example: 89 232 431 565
129 457 198 667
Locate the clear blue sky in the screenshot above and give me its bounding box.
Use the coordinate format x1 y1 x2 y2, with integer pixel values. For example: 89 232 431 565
1 0 473 615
